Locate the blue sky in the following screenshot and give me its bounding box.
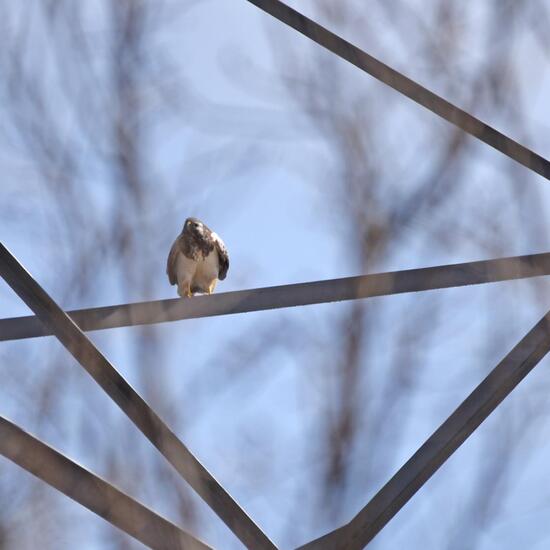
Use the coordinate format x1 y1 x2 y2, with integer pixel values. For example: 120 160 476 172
2 1 550 549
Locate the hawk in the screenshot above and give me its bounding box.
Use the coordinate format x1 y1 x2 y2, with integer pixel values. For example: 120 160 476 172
166 217 229 297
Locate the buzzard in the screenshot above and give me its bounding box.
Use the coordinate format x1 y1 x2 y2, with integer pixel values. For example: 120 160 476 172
166 217 229 297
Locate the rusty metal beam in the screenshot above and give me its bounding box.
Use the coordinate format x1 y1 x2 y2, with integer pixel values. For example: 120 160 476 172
2 252 549 342
0 416 211 550
298 309 550 549
246 0 550 180
0 243 276 550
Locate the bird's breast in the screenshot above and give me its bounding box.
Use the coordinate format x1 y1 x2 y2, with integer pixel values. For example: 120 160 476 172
193 249 219 286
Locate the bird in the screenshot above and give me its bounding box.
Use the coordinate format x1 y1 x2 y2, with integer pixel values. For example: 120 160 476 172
166 217 229 298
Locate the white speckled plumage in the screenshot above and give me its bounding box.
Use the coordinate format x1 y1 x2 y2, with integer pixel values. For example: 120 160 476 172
176 247 219 296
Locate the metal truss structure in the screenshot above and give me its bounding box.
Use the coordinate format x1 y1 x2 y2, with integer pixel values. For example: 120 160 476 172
2 1 549 548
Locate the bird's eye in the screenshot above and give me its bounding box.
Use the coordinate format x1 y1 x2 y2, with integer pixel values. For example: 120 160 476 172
193 223 199 228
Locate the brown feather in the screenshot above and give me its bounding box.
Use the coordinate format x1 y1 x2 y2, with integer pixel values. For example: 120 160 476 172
214 236 229 280
166 237 182 285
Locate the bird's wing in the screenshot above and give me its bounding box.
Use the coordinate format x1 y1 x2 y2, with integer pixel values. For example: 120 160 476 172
166 237 181 285
212 232 229 280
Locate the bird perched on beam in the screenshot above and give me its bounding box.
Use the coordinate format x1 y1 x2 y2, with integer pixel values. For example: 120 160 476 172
166 217 229 297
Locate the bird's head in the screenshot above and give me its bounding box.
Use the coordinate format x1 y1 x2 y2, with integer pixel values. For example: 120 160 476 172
183 217 205 237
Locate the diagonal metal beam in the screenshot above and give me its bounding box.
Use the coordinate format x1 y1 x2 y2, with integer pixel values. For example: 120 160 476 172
245 0 550 180
2 252 550 342
0 416 211 550
0 243 276 550
298 309 550 550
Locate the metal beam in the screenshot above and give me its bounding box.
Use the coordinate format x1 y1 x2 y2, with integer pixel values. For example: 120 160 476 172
0 243 276 550
298 309 550 549
245 0 550 180
2 252 550 342
0 416 211 550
